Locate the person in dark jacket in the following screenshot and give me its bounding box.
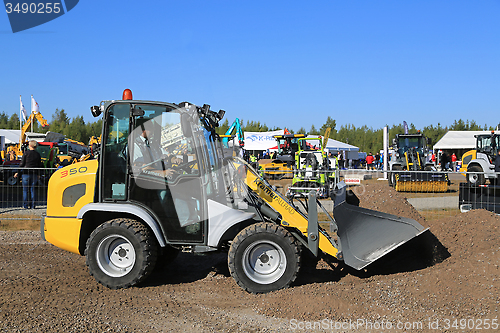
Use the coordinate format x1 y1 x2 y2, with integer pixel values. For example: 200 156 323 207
495 150 500 173
14 140 42 209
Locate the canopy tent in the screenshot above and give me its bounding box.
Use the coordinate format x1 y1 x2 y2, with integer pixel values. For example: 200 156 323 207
0 129 21 144
325 139 359 152
324 139 360 160
433 131 498 151
243 130 284 151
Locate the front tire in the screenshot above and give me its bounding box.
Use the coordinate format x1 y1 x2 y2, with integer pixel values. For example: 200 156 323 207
228 222 301 293
388 165 402 187
467 165 484 185
85 218 158 289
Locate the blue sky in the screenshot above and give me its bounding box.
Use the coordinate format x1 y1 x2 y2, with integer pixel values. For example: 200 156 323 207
1 1 499 132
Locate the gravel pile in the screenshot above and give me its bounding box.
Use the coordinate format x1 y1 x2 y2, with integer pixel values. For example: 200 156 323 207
0 183 498 332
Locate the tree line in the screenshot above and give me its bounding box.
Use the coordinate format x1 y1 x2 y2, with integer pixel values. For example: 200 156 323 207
217 117 492 153
0 109 102 145
0 109 492 152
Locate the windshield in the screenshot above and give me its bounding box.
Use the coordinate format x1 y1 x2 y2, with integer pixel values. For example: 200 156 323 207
397 136 424 156
299 138 322 151
477 135 499 154
277 137 299 154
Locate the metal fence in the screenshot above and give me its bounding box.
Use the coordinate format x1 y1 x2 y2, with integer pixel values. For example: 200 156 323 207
0 166 57 220
1 164 497 222
263 167 497 220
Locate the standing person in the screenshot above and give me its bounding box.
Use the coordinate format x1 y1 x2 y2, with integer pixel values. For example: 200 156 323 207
375 152 380 170
366 153 375 170
440 152 449 171
495 150 500 174
14 140 42 209
451 153 457 172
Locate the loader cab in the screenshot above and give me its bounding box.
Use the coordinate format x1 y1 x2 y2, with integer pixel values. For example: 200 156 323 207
296 137 325 169
99 100 226 244
475 133 499 157
274 134 305 163
395 134 426 157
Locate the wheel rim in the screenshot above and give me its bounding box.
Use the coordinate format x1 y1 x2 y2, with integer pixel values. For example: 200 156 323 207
96 234 136 277
468 173 478 184
242 240 287 285
7 176 17 186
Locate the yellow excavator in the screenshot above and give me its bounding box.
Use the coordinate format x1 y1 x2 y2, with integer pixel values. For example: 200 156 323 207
41 90 428 293
7 111 49 158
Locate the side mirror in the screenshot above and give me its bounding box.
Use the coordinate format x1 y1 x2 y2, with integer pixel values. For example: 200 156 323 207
90 106 101 117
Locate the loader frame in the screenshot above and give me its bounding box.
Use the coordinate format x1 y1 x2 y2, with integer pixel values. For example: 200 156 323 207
42 91 428 293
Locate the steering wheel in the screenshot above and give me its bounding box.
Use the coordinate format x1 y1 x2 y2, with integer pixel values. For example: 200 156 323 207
174 160 198 174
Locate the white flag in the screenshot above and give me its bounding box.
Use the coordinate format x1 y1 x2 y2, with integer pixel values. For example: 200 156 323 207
31 95 39 113
20 95 28 121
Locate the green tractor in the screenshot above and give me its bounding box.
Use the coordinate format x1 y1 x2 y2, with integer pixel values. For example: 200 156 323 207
286 135 338 198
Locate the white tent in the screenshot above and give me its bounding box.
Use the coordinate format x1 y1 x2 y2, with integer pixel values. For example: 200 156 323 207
0 129 21 144
325 139 359 160
433 131 498 151
325 139 359 151
243 130 284 151
0 129 46 144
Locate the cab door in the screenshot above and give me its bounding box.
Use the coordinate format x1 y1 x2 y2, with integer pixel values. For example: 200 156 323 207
127 105 206 243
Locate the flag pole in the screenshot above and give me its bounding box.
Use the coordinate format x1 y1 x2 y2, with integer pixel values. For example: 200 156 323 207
19 95 22 133
30 95 33 134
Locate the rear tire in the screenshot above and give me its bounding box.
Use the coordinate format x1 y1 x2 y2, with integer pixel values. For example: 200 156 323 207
467 165 484 185
85 218 157 289
388 165 402 187
228 222 301 293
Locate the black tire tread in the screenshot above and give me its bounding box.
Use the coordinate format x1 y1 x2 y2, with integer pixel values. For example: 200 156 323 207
85 218 158 289
228 222 301 293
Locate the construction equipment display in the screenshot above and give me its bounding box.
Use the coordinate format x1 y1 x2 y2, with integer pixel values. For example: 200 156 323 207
41 90 428 294
220 118 244 148
261 133 305 180
459 131 499 185
388 133 448 192
287 134 338 198
7 110 49 158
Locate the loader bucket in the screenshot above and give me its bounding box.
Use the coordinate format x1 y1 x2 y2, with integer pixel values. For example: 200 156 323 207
332 184 428 270
394 172 448 192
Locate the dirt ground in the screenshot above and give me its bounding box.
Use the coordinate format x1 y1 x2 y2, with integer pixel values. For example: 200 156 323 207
0 182 499 332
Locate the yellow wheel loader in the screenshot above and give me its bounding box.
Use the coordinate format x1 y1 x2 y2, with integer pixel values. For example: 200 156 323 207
459 132 500 185
41 90 428 293
388 133 448 192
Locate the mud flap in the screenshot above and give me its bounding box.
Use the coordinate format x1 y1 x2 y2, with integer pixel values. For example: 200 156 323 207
332 182 428 270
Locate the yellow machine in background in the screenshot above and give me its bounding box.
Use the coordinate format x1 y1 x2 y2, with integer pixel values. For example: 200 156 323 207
7 111 49 158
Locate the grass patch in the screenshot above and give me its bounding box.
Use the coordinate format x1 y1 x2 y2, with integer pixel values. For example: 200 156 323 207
419 208 461 221
0 216 41 231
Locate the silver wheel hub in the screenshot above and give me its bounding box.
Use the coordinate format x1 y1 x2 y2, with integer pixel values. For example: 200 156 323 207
242 240 286 284
469 174 478 183
96 235 136 277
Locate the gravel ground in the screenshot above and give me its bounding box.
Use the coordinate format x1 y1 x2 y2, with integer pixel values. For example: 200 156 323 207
0 183 499 332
